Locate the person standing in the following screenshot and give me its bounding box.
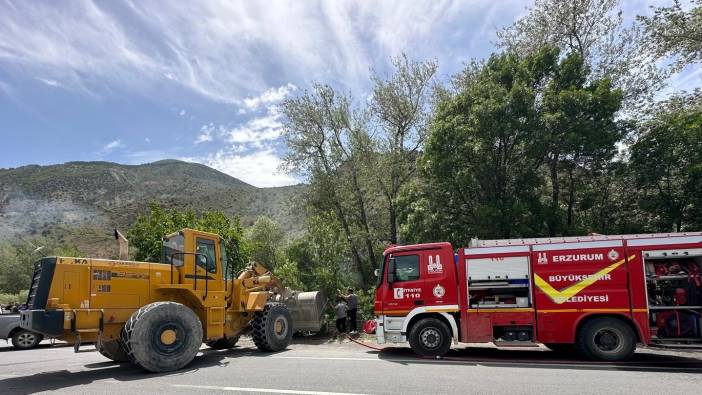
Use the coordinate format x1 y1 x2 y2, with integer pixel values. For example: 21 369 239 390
334 298 348 334
345 288 358 334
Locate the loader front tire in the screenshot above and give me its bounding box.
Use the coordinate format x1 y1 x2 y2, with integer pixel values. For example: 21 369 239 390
97 339 130 362
121 301 203 372
252 303 292 352
206 336 239 350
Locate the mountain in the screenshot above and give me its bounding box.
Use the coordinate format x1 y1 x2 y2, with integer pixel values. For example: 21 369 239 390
0 160 305 256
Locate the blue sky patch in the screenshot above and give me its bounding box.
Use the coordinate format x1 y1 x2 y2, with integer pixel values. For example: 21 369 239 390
0 0 699 187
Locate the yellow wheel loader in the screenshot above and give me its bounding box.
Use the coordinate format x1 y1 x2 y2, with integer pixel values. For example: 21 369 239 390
19 228 305 372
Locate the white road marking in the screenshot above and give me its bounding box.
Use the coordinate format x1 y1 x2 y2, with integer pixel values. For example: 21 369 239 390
172 384 369 395
272 356 379 362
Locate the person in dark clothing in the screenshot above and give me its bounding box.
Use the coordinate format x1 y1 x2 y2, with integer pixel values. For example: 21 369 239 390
334 298 348 334
344 288 358 334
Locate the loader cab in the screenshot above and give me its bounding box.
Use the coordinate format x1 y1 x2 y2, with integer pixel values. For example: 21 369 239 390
162 229 225 293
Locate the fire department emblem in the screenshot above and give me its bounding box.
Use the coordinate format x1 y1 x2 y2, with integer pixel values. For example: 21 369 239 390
433 284 445 298
537 252 548 265
428 255 443 274
608 249 619 261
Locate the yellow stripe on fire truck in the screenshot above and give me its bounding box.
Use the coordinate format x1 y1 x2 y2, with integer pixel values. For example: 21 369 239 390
533 255 635 304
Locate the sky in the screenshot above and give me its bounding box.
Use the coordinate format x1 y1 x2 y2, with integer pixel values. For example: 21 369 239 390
0 0 699 188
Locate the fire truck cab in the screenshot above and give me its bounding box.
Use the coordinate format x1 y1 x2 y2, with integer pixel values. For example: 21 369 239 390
374 233 702 361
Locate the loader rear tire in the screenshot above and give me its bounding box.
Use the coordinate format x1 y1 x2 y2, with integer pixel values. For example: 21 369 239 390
206 336 239 350
97 339 130 362
252 303 292 352
121 301 203 372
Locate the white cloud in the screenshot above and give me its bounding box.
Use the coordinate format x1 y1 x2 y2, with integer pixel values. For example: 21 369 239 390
99 139 125 155
195 124 214 144
179 109 186 116
224 112 284 144
35 77 61 87
3 0 683 111
0 1 502 104
243 83 297 112
0 1 162 97
194 148 299 188
145 137 151 143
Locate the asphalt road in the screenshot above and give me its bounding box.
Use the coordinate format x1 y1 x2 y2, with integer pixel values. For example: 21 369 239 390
1 337 702 395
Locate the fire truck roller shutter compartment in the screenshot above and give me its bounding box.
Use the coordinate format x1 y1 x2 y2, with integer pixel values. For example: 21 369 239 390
643 248 702 343
466 256 531 309
465 251 535 344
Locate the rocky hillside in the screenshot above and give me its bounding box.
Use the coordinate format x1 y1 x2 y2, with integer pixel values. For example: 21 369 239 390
0 160 304 256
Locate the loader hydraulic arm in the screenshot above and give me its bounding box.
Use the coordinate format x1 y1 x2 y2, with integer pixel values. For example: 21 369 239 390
237 262 285 294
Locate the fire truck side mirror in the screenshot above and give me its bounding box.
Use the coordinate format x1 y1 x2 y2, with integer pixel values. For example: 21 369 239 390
373 268 380 277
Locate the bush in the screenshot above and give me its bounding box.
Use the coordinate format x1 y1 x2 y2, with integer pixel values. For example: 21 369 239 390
0 291 27 305
0 240 82 295
356 288 376 320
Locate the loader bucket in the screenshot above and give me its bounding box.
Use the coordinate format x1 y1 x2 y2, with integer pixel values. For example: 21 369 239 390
285 291 325 333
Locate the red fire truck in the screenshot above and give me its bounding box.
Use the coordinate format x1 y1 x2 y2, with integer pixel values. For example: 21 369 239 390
373 232 702 360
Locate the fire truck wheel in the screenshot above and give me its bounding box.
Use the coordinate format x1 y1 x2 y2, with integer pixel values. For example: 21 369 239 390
575 317 636 361
121 301 203 372
97 339 130 362
206 336 240 350
408 317 451 357
252 303 293 352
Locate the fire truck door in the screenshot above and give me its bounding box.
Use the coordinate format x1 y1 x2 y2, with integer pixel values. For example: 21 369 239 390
382 252 425 315
423 250 454 307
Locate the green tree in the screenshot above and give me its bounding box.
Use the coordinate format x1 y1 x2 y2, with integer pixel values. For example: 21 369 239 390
541 52 624 234
274 258 304 291
498 0 664 112
629 92 702 231
128 202 247 272
0 243 35 295
245 216 286 269
129 202 195 262
406 48 624 242
282 85 374 286
0 239 82 295
283 212 353 299
195 210 249 273
420 48 559 241
396 177 464 245
638 0 702 72
574 161 647 234
369 54 438 244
